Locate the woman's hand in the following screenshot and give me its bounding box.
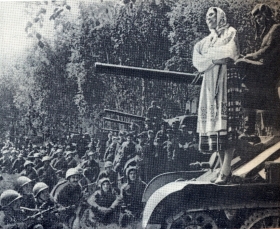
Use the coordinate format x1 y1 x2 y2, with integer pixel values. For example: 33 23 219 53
243 53 255 60
212 57 232 65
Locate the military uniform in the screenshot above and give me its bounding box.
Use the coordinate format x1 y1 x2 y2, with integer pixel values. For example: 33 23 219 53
37 163 57 191
12 156 26 174
87 178 120 225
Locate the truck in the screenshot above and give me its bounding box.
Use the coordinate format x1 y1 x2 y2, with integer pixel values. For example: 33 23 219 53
95 62 280 229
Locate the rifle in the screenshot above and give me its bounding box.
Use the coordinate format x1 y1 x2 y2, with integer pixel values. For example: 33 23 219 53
23 205 74 222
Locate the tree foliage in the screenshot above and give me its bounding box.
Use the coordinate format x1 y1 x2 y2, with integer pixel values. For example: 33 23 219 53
1 0 279 141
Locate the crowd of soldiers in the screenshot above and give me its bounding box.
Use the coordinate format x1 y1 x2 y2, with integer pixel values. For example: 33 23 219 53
0 101 200 229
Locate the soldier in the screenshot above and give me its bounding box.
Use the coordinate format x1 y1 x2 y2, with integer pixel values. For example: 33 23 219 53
144 118 153 132
98 161 118 190
106 131 113 149
37 156 57 190
81 151 100 182
20 160 38 181
119 166 147 228
33 153 44 170
115 131 126 155
33 182 54 211
115 133 136 176
154 122 168 174
146 101 163 130
0 150 13 173
103 136 119 162
52 149 68 178
16 176 36 210
51 168 83 227
163 129 177 172
0 189 41 229
10 149 18 165
87 177 121 225
65 150 78 169
177 124 198 170
12 153 26 174
33 182 61 229
142 130 156 182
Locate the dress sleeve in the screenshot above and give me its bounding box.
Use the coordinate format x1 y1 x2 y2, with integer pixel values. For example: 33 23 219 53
250 24 280 60
193 39 215 73
207 27 239 61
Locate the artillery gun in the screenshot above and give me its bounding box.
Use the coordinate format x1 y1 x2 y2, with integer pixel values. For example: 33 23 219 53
95 62 280 229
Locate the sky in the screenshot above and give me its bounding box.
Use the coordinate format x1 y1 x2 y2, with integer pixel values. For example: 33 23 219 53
0 1 31 66
0 0 81 69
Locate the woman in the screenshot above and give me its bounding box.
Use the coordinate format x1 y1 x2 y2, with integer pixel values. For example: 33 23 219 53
193 7 240 184
87 178 120 225
237 4 280 134
119 166 147 228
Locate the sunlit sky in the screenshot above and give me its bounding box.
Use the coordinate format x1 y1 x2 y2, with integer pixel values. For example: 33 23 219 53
0 1 31 65
0 0 142 71
0 0 81 69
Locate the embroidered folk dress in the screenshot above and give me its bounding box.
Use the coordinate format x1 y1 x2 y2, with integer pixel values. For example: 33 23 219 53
193 26 239 150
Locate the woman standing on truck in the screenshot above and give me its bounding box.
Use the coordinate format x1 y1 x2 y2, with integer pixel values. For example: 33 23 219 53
193 7 240 184
236 4 280 134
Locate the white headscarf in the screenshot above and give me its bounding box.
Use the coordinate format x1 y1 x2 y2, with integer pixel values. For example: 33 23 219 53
207 7 229 45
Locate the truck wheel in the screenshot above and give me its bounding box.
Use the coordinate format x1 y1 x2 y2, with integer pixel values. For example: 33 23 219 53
165 211 218 229
240 209 280 229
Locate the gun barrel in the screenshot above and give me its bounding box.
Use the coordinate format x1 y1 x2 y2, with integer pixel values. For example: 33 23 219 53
104 109 145 120
103 117 131 125
95 63 197 83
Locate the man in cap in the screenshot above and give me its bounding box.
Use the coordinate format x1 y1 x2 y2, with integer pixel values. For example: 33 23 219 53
11 153 26 174
20 160 38 181
154 122 168 174
104 136 119 162
162 129 177 172
33 153 44 170
177 124 198 170
0 150 12 173
138 130 156 182
115 133 137 176
98 161 118 190
9 149 18 164
66 150 79 169
144 118 153 133
81 151 100 182
106 131 113 149
146 101 163 130
37 155 57 190
52 148 68 177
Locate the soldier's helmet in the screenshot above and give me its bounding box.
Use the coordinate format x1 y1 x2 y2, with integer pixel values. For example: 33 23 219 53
33 153 41 158
33 182 49 197
65 168 81 180
87 151 96 157
104 161 113 168
98 177 111 188
24 160 34 168
0 190 22 207
16 176 32 189
41 156 52 162
125 165 138 177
